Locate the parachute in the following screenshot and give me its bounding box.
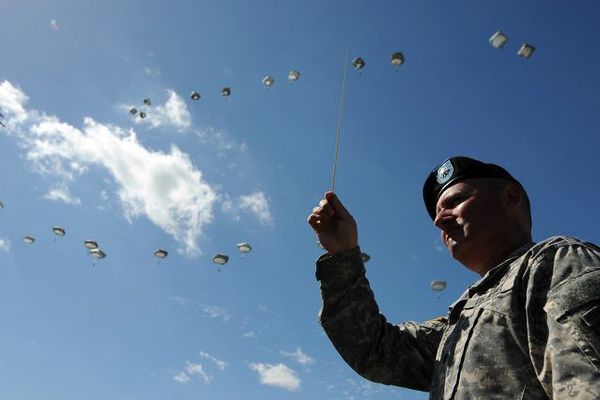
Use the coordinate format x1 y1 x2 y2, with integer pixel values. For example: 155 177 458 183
84 240 99 250
489 31 508 48
0 111 6 128
143 98 152 106
517 43 535 58
288 70 300 81
236 242 252 253
154 249 168 259
129 107 138 115
262 76 274 87
190 91 201 101
431 280 447 299
52 226 66 237
90 248 106 259
390 52 405 66
212 253 229 265
352 57 366 71
0 200 4 209
222 87 231 97
139 111 147 119
361 253 371 263
23 235 35 245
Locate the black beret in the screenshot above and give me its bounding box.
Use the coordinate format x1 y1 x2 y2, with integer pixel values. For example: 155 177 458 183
423 156 522 220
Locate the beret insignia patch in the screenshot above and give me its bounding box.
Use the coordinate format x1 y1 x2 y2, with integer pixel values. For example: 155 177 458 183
436 160 454 184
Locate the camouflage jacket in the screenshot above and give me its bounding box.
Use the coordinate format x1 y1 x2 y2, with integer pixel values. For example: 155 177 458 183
316 236 600 399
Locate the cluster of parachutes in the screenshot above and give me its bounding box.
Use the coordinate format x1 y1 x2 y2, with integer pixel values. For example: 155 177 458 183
1 201 251 270
489 31 535 58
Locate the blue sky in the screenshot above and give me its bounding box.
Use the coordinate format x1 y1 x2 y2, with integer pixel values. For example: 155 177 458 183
1 1 600 399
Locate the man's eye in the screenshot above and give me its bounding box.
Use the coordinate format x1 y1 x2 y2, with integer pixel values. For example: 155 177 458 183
450 196 465 207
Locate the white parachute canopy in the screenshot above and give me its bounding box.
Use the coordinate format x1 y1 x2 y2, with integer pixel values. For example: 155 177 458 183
154 249 168 259
517 43 535 58
212 253 229 265
489 31 508 48
237 242 252 253
84 240 99 250
431 280 447 291
262 76 274 87
90 248 106 259
288 70 300 81
23 235 35 245
52 226 66 237
352 57 366 71
390 52 405 66
190 91 201 101
143 97 152 106
129 107 138 115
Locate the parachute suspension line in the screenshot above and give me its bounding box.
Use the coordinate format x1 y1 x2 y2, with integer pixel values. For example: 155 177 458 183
331 47 350 193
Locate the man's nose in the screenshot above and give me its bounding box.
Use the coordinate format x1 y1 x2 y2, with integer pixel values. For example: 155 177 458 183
434 211 454 230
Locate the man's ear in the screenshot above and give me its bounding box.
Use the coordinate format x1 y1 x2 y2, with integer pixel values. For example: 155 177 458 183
503 182 522 211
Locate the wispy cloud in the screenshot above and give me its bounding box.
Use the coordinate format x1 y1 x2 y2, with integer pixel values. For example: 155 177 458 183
0 80 216 256
199 304 232 323
280 348 315 365
127 90 191 131
199 351 228 371
174 362 213 384
222 191 273 225
250 363 300 392
0 238 10 252
45 185 81 205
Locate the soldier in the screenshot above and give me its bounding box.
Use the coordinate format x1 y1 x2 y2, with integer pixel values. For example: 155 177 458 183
308 156 600 399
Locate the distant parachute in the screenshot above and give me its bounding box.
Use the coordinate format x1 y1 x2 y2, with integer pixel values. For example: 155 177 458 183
0 111 5 128
84 240 99 250
90 248 106 260
517 43 535 59
431 280 447 299
154 249 168 259
236 242 252 253
221 87 231 97
23 235 35 245
361 253 371 263
139 111 147 119
212 253 229 271
129 107 138 115
288 70 300 81
352 57 366 71
262 76 274 87
390 52 405 66
489 31 508 48
143 98 151 106
0 200 4 209
52 226 66 237
190 91 201 101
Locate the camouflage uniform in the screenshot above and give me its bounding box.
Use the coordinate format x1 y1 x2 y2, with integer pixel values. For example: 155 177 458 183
316 236 600 399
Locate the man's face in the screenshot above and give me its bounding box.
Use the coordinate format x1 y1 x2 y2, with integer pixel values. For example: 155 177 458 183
433 179 505 267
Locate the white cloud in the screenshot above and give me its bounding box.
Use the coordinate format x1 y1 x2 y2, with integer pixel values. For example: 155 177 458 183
199 304 232 323
49 19 59 30
45 185 81 205
129 90 191 131
0 238 10 252
0 80 217 255
199 351 227 371
174 362 212 384
280 348 315 365
250 363 300 392
174 371 190 383
222 192 273 225
243 331 256 338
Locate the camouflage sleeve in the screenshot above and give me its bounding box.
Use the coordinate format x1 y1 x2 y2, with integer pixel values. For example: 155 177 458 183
526 240 600 398
316 246 446 392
